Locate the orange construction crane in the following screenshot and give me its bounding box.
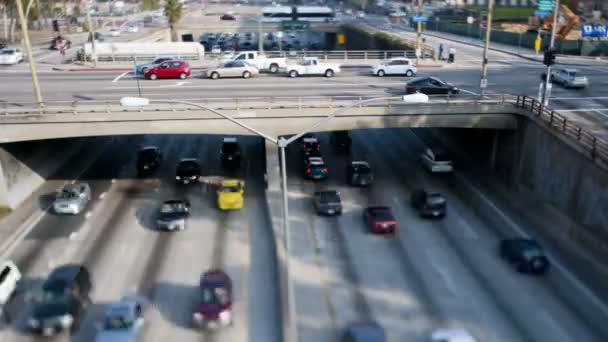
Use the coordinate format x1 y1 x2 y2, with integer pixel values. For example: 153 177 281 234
542 4 580 40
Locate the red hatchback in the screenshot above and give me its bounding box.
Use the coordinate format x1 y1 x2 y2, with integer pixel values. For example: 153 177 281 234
193 269 233 330
145 60 190 80
363 206 398 234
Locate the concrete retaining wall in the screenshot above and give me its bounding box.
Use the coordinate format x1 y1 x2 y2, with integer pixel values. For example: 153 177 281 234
0 138 89 210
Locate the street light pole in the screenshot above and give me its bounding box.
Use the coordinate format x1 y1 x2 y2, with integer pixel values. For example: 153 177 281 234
86 1 97 67
258 0 264 53
541 0 560 106
14 0 43 107
416 0 424 66
480 0 494 95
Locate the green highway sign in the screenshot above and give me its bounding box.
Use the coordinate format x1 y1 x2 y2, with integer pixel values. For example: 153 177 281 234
538 0 555 11
280 21 310 31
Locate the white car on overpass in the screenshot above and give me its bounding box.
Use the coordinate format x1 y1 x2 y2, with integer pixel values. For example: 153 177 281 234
371 57 417 77
286 57 340 78
0 48 24 65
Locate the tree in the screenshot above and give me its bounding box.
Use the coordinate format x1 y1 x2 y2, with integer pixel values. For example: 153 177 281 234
141 0 159 11
164 0 182 42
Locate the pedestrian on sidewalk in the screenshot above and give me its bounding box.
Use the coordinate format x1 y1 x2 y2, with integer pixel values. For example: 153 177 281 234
448 47 456 63
438 43 444 61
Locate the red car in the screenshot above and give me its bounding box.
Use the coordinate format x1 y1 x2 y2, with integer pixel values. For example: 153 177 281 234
144 60 190 80
363 206 398 234
193 269 233 330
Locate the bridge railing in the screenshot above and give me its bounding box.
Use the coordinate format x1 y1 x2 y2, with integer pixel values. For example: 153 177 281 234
1 94 606 168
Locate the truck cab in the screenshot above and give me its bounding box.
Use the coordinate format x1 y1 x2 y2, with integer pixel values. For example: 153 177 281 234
287 57 340 78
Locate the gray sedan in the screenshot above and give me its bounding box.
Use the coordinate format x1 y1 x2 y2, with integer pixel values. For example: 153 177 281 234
544 68 589 88
53 183 91 215
207 61 259 79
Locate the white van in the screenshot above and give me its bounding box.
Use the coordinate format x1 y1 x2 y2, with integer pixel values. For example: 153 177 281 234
0 260 21 307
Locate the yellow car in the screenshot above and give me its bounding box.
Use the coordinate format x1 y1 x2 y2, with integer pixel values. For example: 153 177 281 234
217 179 245 210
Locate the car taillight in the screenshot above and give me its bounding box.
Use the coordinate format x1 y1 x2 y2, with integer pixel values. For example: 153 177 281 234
323 168 328 172
407 85 415 89
306 168 311 173
316 144 320 150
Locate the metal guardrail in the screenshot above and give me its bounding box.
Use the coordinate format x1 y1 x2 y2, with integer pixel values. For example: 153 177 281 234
1 94 606 168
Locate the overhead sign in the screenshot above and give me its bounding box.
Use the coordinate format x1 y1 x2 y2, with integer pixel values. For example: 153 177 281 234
582 24 608 38
538 0 555 11
534 10 550 18
280 21 310 31
413 16 428 22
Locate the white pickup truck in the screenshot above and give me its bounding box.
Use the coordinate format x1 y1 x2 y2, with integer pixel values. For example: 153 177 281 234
286 57 341 78
223 51 287 73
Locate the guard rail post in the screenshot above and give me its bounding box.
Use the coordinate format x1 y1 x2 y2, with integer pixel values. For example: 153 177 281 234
549 110 554 126
344 51 347 61
71 101 78 115
364 51 368 62
577 127 582 141
236 97 240 111
3 102 7 115
562 117 567 132
384 51 387 60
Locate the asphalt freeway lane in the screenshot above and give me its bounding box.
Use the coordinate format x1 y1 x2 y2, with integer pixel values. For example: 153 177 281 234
284 128 608 342
0 135 281 342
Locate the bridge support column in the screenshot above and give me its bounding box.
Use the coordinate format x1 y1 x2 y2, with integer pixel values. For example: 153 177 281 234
490 130 499 171
0 152 9 212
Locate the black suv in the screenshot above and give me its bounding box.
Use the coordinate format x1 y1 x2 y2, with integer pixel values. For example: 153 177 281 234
28 264 92 336
410 190 447 218
500 238 550 274
176 159 201 185
314 191 342 216
221 137 242 168
347 161 373 186
137 146 162 176
330 131 352 153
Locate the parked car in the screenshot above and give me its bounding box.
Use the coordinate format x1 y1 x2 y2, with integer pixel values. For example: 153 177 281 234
342 321 386 342
220 137 243 167
223 50 287 73
109 28 121 37
193 270 233 330
420 147 453 173
94 296 145 342
124 24 140 33
542 68 588 89
286 57 340 78
207 61 259 79
406 77 459 95
211 45 222 54
410 190 447 218
0 48 24 65
314 191 342 216
363 206 398 235
0 260 21 315
221 13 236 20
135 56 176 75
28 264 92 336
53 183 92 215
430 328 477 342
304 156 328 180
175 158 201 185
157 199 190 231
137 146 162 176
347 161 373 186
217 179 245 210
372 57 417 77
500 238 550 274
144 60 190 80
330 130 352 153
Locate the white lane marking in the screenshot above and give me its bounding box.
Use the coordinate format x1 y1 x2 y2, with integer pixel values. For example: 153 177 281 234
111 179 116 183
459 88 479 96
99 192 107 200
451 211 479 240
69 232 78 240
174 81 189 87
429 257 457 296
112 71 129 83
555 108 608 112
551 96 608 101
594 110 608 119
455 173 608 317
85 211 92 219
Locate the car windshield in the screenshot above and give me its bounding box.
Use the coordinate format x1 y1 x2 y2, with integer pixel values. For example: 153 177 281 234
57 189 79 199
39 280 69 302
319 192 339 203
426 194 446 208
178 161 199 175
222 143 239 153
161 202 187 214
432 150 450 162
220 184 241 192
352 164 371 173
201 286 229 305
372 210 393 220
522 245 543 259
138 149 157 161
104 310 135 330
1 49 15 55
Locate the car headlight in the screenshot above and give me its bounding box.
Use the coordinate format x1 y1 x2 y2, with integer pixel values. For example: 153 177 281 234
60 314 73 327
219 310 231 323
29 318 40 328
176 176 181 180
193 312 203 321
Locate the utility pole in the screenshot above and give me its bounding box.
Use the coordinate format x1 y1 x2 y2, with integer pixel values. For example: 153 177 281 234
86 1 97 67
541 0 560 106
15 0 43 106
3 4 7 41
416 0 423 65
480 0 494 95
257 0 263 53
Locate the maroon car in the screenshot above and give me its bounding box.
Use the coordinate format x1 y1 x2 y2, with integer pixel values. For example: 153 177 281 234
363 206 398 234
144 60 190 80
192 270 233 330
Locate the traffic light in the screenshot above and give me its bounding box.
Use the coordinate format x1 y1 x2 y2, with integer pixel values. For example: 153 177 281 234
52 19 59 32
543 49 556 66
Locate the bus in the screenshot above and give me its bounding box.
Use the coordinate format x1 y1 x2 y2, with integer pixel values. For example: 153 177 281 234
261 6 335 23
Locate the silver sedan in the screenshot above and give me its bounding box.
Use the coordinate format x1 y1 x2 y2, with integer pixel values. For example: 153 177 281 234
53 183 91 214
206 61 259 79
